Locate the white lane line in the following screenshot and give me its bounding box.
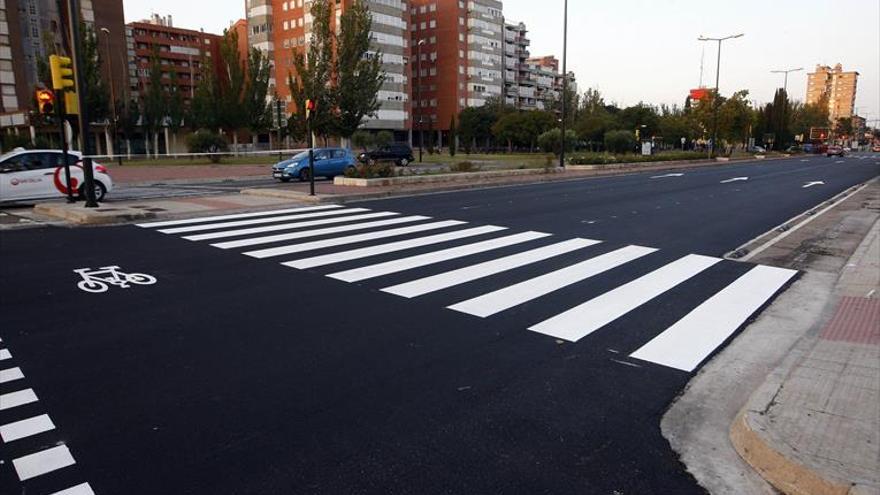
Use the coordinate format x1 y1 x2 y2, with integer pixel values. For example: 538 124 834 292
184 211 398 241
136 204 342 228
630 265 797 371
383 238 600 298
284 225 508 269
0 388 39 411
13 444 76 480
0 367 24 384
720 177 748 183
651 173 684 179
448 245 657 318
329 231 551 283
244 220 465 259
214 215 431 249
158 207 370 234
0 348 10 360
528 254 721 342
50 483 96 495
1 414 55 442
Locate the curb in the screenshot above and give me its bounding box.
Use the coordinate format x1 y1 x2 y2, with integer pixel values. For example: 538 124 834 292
33 204 158 225
730 409 861 495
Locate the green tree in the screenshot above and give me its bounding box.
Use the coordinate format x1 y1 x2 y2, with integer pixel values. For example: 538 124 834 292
190 58 218 130
334 0 385 142
375 130 393 147
834 117 853 137
604 129 636 154
537 128 576 155
491 112 521 151
217 30 247 151
448 115 457 157
244 47 273 141
166 71 185 152
458 106 496 152
288 0 335 143
80 23 109 123
141 47 166 156
618 103 660 139
790 99 829 141
717 90 755 149
352 130 373 151
119 98 140 156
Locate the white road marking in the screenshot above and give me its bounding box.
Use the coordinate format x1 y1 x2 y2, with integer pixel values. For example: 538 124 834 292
383 238 600 298
213 215 431 249
329 231 551 283
13 444 76 480
50 484 96 495
158 208 370 234
835 160 844 164
1 414 55 442
137 204 342 228
0 367 24 384
448 245 657 318
0 348 10 360
802 181 825 188
720 177 748 183
0 388 39 411
284 225 508 269
528 254 721 342
183 211 398 241
244 220 465 258
630 265 797 371
800 159 810 162
651 173 684 179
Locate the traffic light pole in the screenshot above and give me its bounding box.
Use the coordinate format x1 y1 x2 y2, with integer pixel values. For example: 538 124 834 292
56 93 75 203
307 117 315 197
65 0 99 207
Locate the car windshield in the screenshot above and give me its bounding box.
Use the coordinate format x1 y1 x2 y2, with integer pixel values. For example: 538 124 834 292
289 151 309 161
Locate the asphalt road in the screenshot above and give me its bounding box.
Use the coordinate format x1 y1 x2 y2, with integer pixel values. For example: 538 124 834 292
0 154 877 495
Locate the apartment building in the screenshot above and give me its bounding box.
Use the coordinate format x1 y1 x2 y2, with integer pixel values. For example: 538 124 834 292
501 22 570 111
246 0 411 139
410 0 503 142
1 0 126 132
806 63 859 124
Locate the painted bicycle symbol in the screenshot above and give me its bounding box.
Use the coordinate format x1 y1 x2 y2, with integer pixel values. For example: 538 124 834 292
74 266 157 293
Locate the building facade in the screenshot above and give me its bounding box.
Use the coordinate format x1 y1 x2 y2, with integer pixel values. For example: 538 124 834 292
806 63 859 124
246 0 411 138
498 21 570 111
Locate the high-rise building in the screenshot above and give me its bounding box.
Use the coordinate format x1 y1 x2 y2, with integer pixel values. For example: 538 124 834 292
246 0 411 138
500 20 572 111
409 0 503 143
806 63 859 124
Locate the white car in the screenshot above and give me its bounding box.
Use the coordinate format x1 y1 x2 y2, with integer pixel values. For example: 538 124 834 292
0 149 113 202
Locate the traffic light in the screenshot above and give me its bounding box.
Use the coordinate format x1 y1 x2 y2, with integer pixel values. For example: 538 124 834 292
49 55 75 91
36 89 55 114
305 99 316 120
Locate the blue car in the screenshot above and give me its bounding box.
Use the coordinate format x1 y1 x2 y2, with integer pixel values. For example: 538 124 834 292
272 148 357 182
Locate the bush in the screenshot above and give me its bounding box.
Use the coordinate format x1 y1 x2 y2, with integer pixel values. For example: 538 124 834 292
604 130 636 154
449 161 478 173
187 130 229 163
568 151 706 165
375 130 394 148
344 162 396 179
537 128 577 155
1 133 32 152
352 130 373 151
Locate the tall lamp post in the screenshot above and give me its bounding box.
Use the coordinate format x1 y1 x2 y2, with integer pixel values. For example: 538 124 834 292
559 0 568 168
770 67 802 150
698 33 744 158
416 38 426 163
99 27 122 166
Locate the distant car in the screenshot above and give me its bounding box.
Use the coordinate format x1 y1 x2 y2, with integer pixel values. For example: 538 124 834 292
357 144 415 166
751 145 767 153
826 145 846 157
0 149 113 202
271 148 356 182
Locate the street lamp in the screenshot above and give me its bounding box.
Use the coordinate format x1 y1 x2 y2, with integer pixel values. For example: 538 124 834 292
559 0 568 168
416 38 426 163
698 33 744 158
770 67 803 94
100 27 122 166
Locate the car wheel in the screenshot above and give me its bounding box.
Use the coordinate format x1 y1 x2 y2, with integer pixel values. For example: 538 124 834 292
299 168 311 182
345 165 356 176
79 181 106 202
399 158 410 166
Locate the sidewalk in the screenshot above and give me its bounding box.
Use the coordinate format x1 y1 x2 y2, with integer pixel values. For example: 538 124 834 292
731 220 880 495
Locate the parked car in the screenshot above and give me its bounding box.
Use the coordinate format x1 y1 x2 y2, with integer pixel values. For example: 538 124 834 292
826 145 846 157
271 148 356 182
357 144 415 166
750 145 767 153
872 144 880 152
0 149 113 202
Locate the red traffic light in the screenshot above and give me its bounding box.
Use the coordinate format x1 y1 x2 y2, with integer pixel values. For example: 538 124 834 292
36 89 55 114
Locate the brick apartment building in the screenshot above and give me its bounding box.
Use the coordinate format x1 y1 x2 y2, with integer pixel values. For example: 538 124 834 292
246 0 412 140
0 0 126 134
806 63 859 124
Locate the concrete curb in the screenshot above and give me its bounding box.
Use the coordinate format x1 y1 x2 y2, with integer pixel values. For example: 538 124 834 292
237 188 329 203
333 166 565 187
33 203 157 225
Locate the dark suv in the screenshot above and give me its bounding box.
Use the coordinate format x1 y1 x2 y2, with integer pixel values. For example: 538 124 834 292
357 144 415 166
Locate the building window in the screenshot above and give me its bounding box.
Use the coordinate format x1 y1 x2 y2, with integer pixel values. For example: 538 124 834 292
429 20 436 28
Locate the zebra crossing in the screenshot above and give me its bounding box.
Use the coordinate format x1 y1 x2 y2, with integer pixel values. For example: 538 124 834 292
137 204 798 373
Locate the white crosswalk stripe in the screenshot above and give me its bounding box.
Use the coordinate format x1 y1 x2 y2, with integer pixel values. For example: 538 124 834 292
448 245 657 318
136 204 343 228
1 414 55 442
283 225 508 269
528 254 721 342
0 367 24 384
214 215 431 249
13 444 76 480
630 265 797 371
329 231 551 283
383 238 600 298
158 207 370 234
0 388 39 411
50 484 96 495
0 348 10 360
183 211 400 241
244 220 466 259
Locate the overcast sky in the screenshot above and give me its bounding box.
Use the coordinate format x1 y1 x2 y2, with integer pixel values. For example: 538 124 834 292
124 0 880 122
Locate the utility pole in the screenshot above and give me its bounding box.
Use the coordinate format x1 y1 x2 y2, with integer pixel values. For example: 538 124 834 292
416 38 425 163
66 0 99 206
559 0 569 168
698 33 744 158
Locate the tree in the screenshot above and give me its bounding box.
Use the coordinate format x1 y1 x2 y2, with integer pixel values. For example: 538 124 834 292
80 23 109 123
717 90 754 149
491 112 521 151
119 98 140 156
166 71 185 153
141 47 166 156
618 103 660 139
834 117 853 138
244 47 272 143
375 130 393 147
604 129 636 154
190 58 218 130
352 130 373 151
448 115 457 156
217 30 247 151
546 79 579 127
288 0 335 143
334 0 385 143
790 100 829 140
458 106 496 152
537 128 576 155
